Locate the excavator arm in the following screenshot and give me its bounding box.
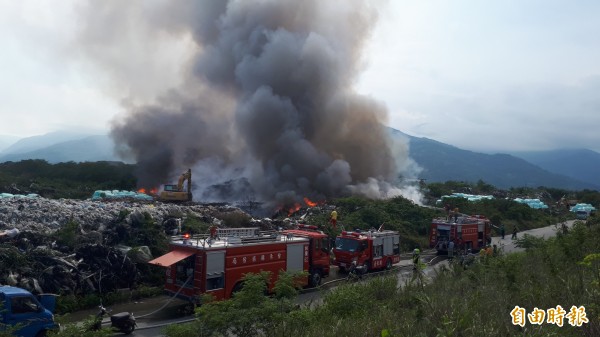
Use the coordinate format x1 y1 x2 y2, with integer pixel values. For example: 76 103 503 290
177 169 192 191
159 169 192 202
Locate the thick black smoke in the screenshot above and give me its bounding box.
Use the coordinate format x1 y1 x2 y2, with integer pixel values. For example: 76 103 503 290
78 0 419 205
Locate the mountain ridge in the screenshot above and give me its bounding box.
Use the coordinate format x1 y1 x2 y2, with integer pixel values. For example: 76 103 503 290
0 134 121 163
1 130 95 155
1 130 598 191
394 130 599 191
509 149 600 187
0 135 20 152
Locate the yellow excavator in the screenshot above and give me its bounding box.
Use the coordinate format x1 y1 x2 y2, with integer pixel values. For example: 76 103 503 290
158 169 193 202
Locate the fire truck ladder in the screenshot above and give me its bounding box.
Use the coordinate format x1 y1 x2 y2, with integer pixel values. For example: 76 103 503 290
369 229 398 237
216 227 259 238
217 227 280 244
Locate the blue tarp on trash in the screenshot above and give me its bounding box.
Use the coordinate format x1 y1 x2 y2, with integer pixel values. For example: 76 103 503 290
570 203 596 212
91 190 154 201
0 193 40 199
437 193 494 205
513 198 549 209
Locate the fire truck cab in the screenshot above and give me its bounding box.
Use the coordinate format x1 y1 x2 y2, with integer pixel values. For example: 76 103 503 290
333 229 400 273
429 215 491 254
281 224 330 287
149 226 328 304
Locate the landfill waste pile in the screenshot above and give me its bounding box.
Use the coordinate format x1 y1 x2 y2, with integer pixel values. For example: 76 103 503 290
0 194 333 296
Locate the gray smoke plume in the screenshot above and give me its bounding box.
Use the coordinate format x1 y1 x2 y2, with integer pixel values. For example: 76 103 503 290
77 0 420 206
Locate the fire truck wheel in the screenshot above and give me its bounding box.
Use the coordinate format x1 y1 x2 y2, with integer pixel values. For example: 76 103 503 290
363 262 370 274
231 282 244 297
385 259 392 270
309 271 322 287
182 302 196 316
121 321 135 335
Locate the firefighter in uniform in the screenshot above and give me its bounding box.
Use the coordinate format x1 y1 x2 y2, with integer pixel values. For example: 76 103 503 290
412 248 421 270
330 209 338 229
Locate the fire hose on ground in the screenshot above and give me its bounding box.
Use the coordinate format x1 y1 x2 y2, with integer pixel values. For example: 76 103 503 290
135 274 193 319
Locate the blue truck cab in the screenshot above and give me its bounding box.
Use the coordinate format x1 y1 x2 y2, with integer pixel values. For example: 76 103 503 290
0 286 58 337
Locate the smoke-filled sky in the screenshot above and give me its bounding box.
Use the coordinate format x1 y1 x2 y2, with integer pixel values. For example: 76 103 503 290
26 0 419 204
99 0 418 204
2 0 600 153
1 0 600 202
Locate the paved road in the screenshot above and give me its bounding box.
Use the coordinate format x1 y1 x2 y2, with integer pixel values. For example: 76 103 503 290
491 220 576 254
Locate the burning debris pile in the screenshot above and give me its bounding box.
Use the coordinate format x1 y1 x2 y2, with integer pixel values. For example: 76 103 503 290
0 196 263 295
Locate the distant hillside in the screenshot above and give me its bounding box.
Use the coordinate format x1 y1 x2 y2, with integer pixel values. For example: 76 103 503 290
0 135 20 152
391 130 600 191
0 135 120 163
510 149 600 188
3 129 598 191
1 130 93 155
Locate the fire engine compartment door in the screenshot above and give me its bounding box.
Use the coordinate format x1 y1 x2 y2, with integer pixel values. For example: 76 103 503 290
149 250 195 267
383 236 394 256
286 244 305 272
206 251 225 290
372 237 383 258
373 237 383 247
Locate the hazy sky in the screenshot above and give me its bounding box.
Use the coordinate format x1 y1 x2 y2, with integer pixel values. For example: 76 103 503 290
1 0 599 152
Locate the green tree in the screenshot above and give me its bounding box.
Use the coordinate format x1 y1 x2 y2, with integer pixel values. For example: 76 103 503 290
0 160 137 199
475 179 495 194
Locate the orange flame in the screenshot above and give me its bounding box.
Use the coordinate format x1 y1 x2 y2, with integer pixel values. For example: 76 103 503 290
137 188 158 195
288 203 302 216
303 197 318 207
277 197 323 216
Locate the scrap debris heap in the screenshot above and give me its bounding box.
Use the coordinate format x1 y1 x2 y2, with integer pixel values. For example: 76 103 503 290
0 195 263 296
0 195 335 296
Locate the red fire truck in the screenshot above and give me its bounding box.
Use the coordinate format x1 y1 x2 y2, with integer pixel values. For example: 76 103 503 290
332 229 401 273
148 226 330 303
429 215 491 253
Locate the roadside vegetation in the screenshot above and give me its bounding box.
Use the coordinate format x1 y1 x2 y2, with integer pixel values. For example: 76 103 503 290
164 217 600 337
